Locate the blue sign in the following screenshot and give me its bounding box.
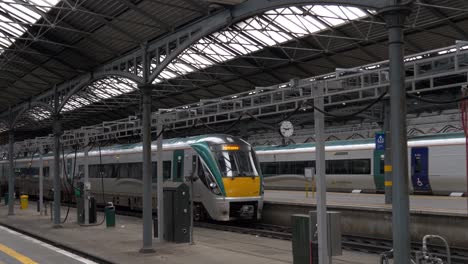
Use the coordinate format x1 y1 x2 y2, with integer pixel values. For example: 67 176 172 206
375 132 385 150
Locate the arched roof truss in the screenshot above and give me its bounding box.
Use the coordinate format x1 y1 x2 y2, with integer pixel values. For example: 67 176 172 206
0 0 468 138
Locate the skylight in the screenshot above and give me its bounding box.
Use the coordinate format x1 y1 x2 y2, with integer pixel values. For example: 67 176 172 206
0 0 60 55
153 5 368 84
61 77 138 112
12 3 368 117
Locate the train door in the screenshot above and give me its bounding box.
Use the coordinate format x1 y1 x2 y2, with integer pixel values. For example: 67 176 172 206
411 147 432 193
172 150 184 182
373 150 385 192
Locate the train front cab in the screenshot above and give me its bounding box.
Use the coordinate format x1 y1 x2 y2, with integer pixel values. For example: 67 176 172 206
190 139 263 221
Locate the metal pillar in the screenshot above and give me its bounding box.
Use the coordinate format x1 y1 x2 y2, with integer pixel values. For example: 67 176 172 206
53 118 62 227
7 131 14 215
140 85 155 253
39 149 44 215
84 135 90 225
383 5 411 263
384 101 392 204
156 115 164 243
314 83 329 264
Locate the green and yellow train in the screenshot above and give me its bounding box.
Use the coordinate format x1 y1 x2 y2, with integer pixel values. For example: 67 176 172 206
0 134 264 221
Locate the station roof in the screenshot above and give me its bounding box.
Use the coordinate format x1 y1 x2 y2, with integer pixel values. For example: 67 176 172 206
0 0 468 143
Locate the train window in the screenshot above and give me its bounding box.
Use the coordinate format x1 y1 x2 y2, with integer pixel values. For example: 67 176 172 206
261 159 370 176
127 163 142 179
117 163 130 178
151 161 172 180
380 155 385 175
414 155 422 173
43 167 50 178
326 159 370 174
326 160 349 174
215 150 258 177
14 167 40 177
77 165 84 179
89 164 116 178
260 161 315 177
351 159 371 174
197 158 209 187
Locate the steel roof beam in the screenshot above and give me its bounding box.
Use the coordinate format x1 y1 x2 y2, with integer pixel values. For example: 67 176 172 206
116 0 172 31
0 0 407 123
297 6 383 62
418 0 468 40
57 20 120 56
69 0 142 43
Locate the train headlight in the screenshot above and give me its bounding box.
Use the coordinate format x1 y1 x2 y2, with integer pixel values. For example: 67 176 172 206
209 182 221 195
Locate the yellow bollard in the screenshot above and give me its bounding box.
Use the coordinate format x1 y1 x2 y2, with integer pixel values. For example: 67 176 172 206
20 195 28 210
311 179 315 199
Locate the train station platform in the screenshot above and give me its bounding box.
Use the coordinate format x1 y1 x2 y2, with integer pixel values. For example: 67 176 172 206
264 190 468 215
263 190 468 249
0 201 380 264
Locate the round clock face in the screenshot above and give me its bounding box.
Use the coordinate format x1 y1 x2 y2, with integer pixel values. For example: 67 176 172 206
280 121 294 138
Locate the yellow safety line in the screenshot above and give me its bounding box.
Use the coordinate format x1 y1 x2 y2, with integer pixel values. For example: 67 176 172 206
0 244 38 264
384 165 392 172
384 181 393 187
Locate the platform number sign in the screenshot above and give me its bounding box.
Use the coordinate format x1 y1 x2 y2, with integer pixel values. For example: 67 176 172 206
375 132 385 150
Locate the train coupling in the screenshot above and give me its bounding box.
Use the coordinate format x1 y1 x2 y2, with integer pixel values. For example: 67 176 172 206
239 204 255 219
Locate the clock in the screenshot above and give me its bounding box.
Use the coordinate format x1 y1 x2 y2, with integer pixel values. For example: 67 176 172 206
279 121 294 138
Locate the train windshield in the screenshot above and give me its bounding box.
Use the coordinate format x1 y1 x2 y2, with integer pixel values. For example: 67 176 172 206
215 148 259 177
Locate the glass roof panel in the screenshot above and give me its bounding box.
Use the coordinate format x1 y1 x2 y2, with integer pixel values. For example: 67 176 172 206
152 4 368 85
60 77 138 113
3 2 366 114
0 0 60 55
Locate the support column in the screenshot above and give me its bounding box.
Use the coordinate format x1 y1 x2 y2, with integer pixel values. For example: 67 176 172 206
84 134 90 225
53 118 62 227
314 83 329 264
383 5 411 263
39 149 44 215
384 101 392 205
156 115 164 242
140 85 155 253
7 131 14 215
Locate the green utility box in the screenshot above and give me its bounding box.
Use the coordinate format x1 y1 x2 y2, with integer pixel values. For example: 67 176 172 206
292 212 342 264
163 182 191 243
105 203 116 227
292 214 311 264
309 211 342 257
4 192 8 205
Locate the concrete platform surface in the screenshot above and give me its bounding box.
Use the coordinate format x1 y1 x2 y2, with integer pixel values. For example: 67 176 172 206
0 225 97 264
265 190 468 215
0 201 380 264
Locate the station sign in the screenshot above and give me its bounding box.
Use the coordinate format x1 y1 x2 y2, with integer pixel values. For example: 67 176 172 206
375 132 385 150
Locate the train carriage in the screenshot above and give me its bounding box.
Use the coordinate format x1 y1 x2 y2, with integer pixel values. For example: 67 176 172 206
0 134 263 221
256 133 467 195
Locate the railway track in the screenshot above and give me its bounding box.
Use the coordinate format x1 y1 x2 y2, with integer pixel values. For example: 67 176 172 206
195 221 468 264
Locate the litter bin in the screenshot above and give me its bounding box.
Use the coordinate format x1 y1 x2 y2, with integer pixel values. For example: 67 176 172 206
4 192 8 205
105 202 115 227
20 195 28 209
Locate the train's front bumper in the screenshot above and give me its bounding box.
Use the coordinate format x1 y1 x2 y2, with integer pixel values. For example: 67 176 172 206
211 196 263 221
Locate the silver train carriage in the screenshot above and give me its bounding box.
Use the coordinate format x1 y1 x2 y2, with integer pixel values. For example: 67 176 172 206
255 133 467 195
0 134 264 221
